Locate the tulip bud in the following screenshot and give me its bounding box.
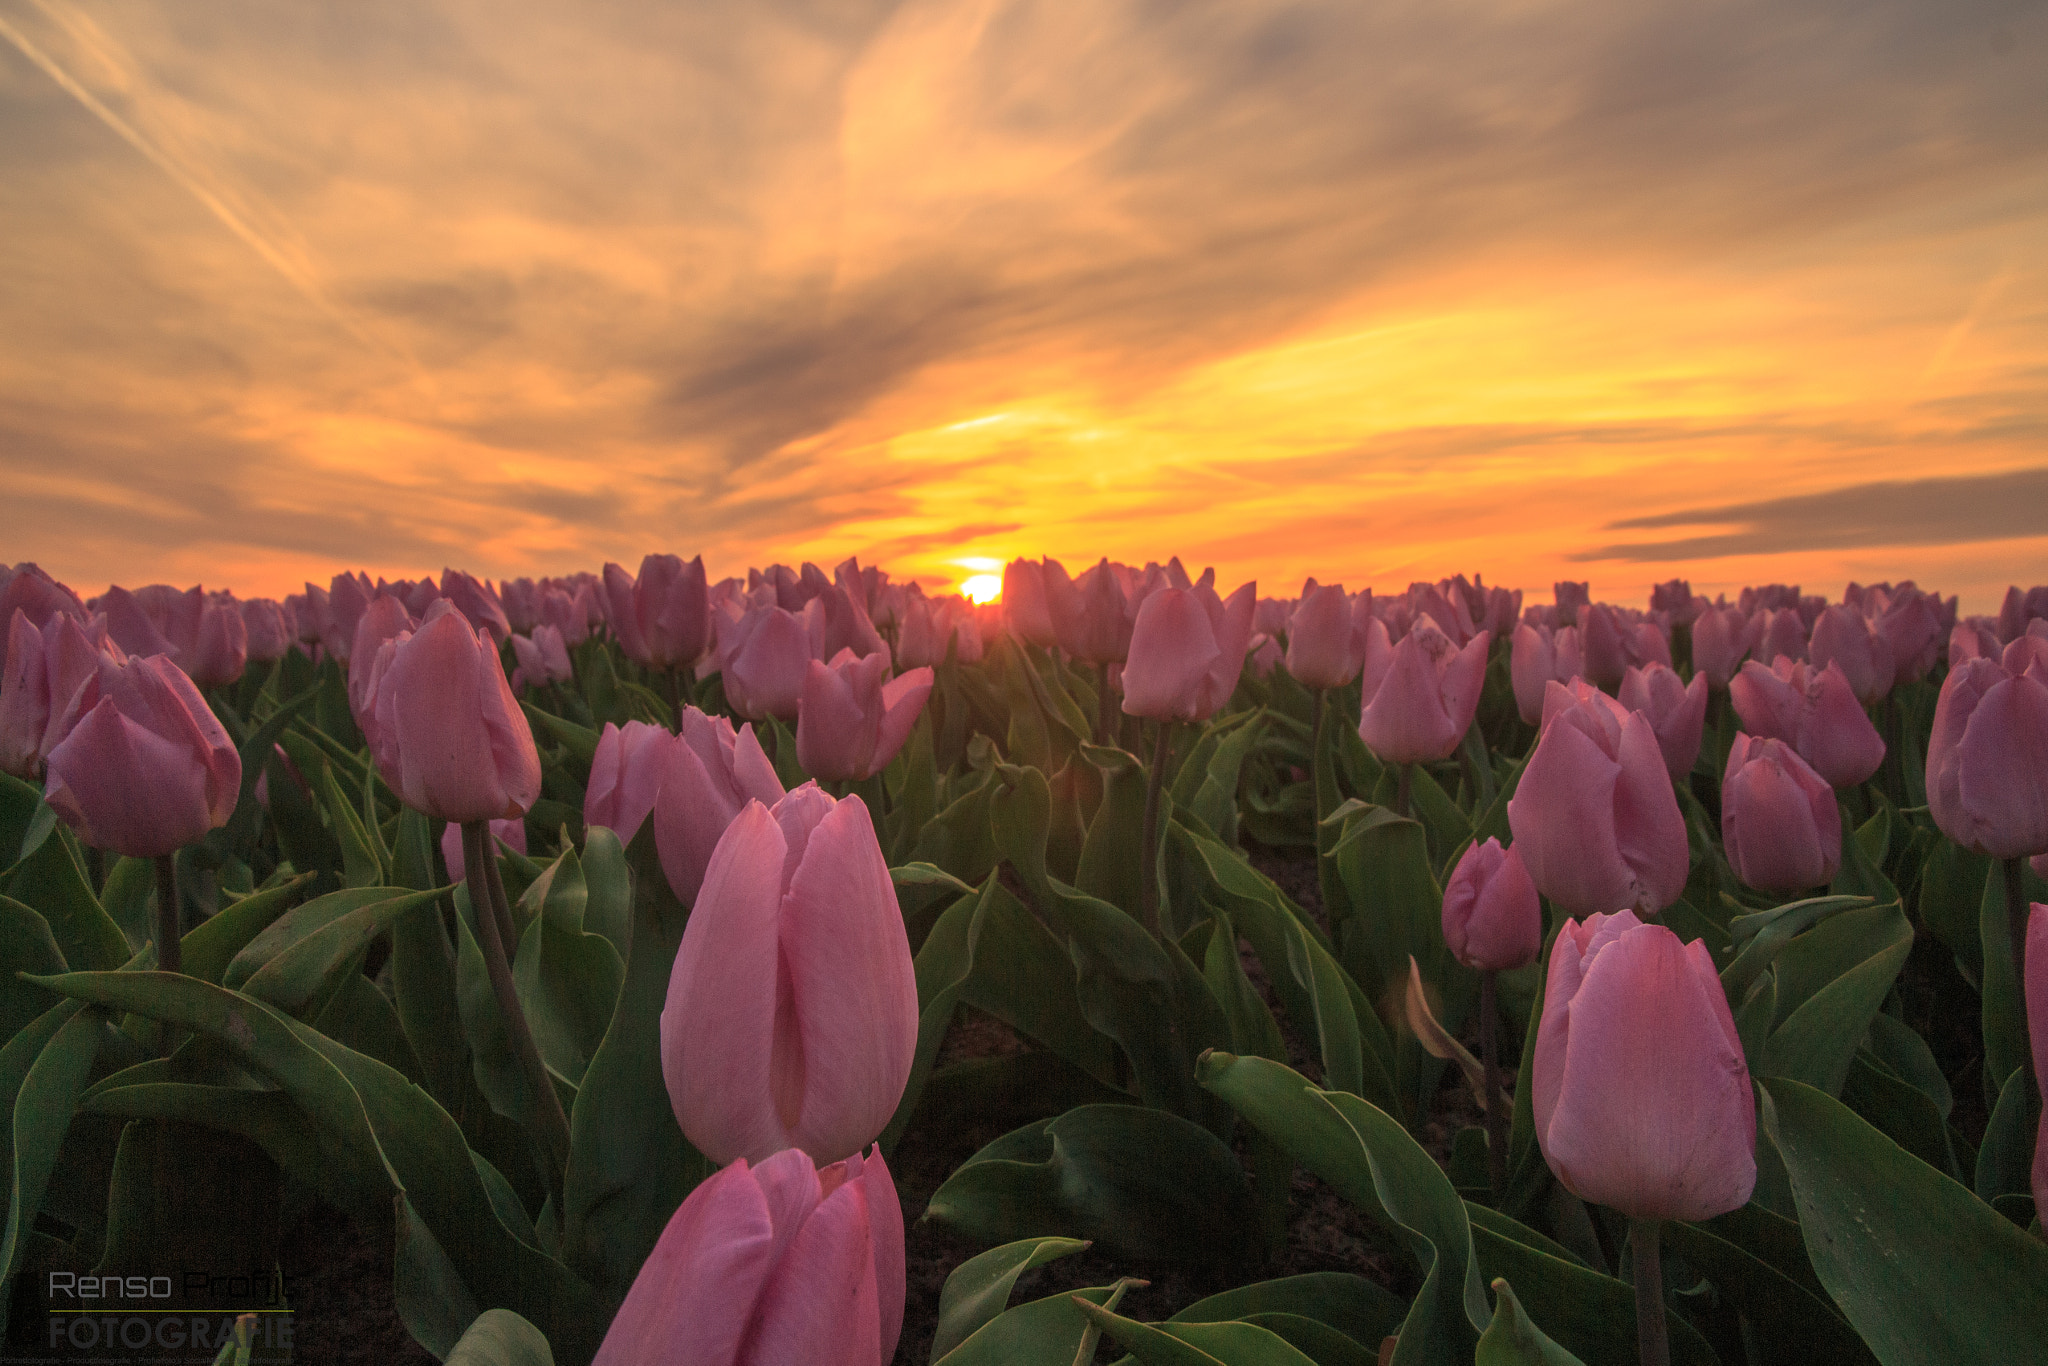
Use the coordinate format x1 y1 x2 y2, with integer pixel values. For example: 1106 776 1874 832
1285 583 1368 690
662 790 917 1165
652 707 785 903
1618 662 1708 780
1510 622 1582 725
440 816 527 883
1001 558 1059 648
606 554 712 669
241 599 294 663
2000 585 2048 643
1508 680 1688 918
1722 734 1841 893
1690 605 1758 690
1046 559 1136 664
1926 642 2048 859
1533 910 1756 1221
42 654 241 858
1442 838 1542 972
722 605 814 722
323 572 374 662
438 568 512 644
1871 584 1944 684
1729 658 1884 789
584 720 674 845
1755 607 1808 666
368 601 541 823
1808 604 1895 705
795 651 933 784
592 1145 904 1366
1121 582 1257 722
1358 616 1490 765
0 610 50 778
510 625 574 693
1577 603 1628 689
0 565 86 661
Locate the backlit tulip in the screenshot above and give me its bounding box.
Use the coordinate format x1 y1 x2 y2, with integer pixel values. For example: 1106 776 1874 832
897 594 982 668
510 625 573 693
1808 604 1895 705
585 720 674 845
1690 605 1757 689
662 790 917 1165
1510 622 1582 726
605 554 711 670
241 598 294 663
43 654 240 858
441 816 527 883
1722 734 1841 893
1577 603 1628 688
1121 582 1257 722
0 565 86 656
368 601 541 823
1926 639 2048 859
592 1145 904 1366
1533 910 1755 1221
1285 583 1369 690
1950 619 2003 668
2000 585 2048 643
1002 558 1059 648
1869 583 1945 684
1729 658 1885 789
1619 662 1708 780
652 706 785 904
804 585 887 663
795 651 933 783
1442 838 1542 972
1508 680 1688 918
721 604 814 721
1358 615 1489 764
322 572 375 662
1755 607 1807 666
1046 558 1137 664
0 611 50 777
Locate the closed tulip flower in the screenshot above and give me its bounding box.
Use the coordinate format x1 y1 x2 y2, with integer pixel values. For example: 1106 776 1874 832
1808 604 1895 705
592 1145 903 1366
722 604 814 721
1003 558 1059 648
1577 603 1629 689
1286 582 1369 690
1926 639 2048 860
1442 838 1543 972
1950 619 2003 667
1619 662 1709 780
662 789 917 1165
43 653 241 858
1729 657 1885 789
1690 605 1758 690
1046 558 1137 664
0 610 50 777
241 598 294 663
1722 735 1841 893
0 564 86 653
1533 910 1756 1222
1121 582 1257 722
440 816 527 883
606 553 711 669
368 601 540 823
795 651 933 783
2028 903 2048 1220
1755 607 1808 666
1510 622 1582 725
347 594 416 747
438 568 512 644
1870 583 1945 684
1509 680 1688 918
585 720 675 845
509 625 573 693
652 706 785 904
1358 615 1490 764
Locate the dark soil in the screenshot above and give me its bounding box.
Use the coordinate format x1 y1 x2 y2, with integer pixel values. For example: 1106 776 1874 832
275 1204 435 1366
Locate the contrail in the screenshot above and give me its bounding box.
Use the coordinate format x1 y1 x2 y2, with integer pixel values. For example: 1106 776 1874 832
0 5 414 368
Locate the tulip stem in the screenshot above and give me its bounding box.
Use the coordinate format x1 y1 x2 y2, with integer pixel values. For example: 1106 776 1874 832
1394 762 1413 819
2006 856 2035 1095
1480 969 1507 1204
1139 721 1174 937
154 854 182 977
1630 1218 1670 1366
1096 662 1115 746
464 821 571 1200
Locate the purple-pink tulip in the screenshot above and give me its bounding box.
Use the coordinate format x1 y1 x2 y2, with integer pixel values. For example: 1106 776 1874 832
1867 583 1945 684
662 789 917 1166
592 1145 904 1366
1121 582 1257 723
42 654 241 858
1442 838 1543 972
1577 603 1629 689
1358 616 1489 765
367 601 541 824
605 554 711 669
652 707 786 904
1534 909 1756 1221
1286 583 1370 690
1508 680 1688 918
241 598 294 663
1046 558 1137 664
1690 604 1758 690
1619 662 1709 780
441 816 527 883
721 604 814 722
1509 622 1582 726
1754 607 1808 666
2028 902 2048 1220
1808 604 1895 705
795 651 933 784
1729 657 1885 790
1002 558 1059 649
510 626 573 693
584 720 675 845
896 594 983 668
1926 637 2048 860
1722 734 1841 893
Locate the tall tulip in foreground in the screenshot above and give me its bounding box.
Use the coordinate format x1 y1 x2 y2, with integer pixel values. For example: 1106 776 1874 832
1535 909 1755 1366
592 1145 904 1366
662 787 917 1167
1442 837 1542 1198
1508 680 1688 918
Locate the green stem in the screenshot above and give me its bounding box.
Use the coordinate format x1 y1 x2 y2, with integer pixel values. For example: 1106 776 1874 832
465 821 571 1200
155 853 182 977
1139 721 1175 937
2007 856 2035 1096
1395 762 1413 819
1481 969 1507 1204
1097 662 1115 747
1631 1218 1669 1366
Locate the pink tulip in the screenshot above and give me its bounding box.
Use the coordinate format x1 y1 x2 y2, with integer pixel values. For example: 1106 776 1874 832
347 594 417 754
1950 620 2003 668
1508 680 1688 918
538 586 593 646
1046 558 1137 664
1926 640 2048 859
101 585 247 686
1121 582 1257 723
1868 583 1945 684
606 554 712 669
1690 605 1758 690
662 790 916 1165
37 614 122 763
1533 910 1755 1221
1577 603 1628 689
1510 622 1583 726
795 651 933 783
1247 634 1283 678
1002 559 1059 649
368 601 541 823
1619 662 1709 780
1358 615 1490 765
434 569 509 644
1808 604 1895 705
652 707 785 903
585 720 674 845
0 611 51 777
721 605 815 722
1442 838 1543 971
510 625 573 693
1729 658 1885 789
43 654 241 858
1722 735 1841 893
1754 608 1808 666
0 565 86 659
1285 583 1370 690
322 572 375 662
441 816 527 883
592 1145 903 1366
2000 585 2048 643
2028 903 2048 1221
803 585 887 664
241 599 294 663
896 595 982 668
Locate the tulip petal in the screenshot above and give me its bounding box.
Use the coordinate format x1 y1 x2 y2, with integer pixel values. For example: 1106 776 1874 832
871 667 933 776
740 1165 881 1366
45 697 213 858
1611 713 1689 913
1952 674 2048 859
733 722 786 807
1121 589 1218 721
855 1148 906 1364
1508 719 1632 917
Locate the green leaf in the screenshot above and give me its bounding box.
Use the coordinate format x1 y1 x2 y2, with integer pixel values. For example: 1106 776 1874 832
933 1279 1143 1366
1914 838 1986 987
522 701 601 769
237 886 453 1022
1974 1066 2034 1203
512 845 625 1085
446 1308 557 1366
1760 901 1913 1096
0 1004 101 1298
1 823 128 973
179 874 312 986
891 861 980 898
930 1235 1093 1361
1169 1273 1406 1352
319 761 384 888
0 769 51 869
1076 744 1149 918
1760 1076 2048 1366
396 1188 485 1359
1661 1216 1870 1364
924 1103 1259 1263
1474 1278 1585 1366
100 855 156 953
0 896 66 1041
577 825 633 964
1074 1298 1319 1365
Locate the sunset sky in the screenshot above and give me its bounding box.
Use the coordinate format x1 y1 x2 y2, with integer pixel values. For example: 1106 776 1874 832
3 0 2044 610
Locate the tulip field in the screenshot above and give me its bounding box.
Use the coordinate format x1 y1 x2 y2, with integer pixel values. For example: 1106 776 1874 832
5 557 2048 1366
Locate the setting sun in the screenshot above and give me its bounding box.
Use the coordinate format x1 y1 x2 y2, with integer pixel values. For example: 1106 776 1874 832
958 574 1002 604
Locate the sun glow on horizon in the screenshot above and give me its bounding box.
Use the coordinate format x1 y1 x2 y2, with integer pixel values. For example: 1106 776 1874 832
959 574 1002 604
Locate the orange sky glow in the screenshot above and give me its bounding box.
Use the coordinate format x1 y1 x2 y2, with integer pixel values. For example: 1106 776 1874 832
3 0 2044 612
